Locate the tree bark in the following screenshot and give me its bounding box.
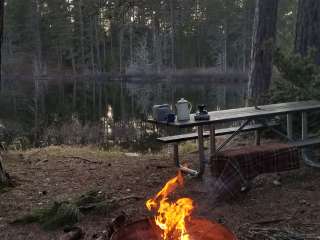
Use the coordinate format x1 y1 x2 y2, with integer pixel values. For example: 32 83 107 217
0 0 4 93
170 0 175 70
95 15 102 72
247 0 279 106
78 0 86 70
0 154 9 184
295 0 320 64
153 13 162 73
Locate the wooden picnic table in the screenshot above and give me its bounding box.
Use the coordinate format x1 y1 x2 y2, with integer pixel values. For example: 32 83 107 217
148 100 320 177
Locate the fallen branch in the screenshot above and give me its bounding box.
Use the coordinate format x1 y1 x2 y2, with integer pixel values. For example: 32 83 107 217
150 164 171 169
62 156 101 164
250 209 299 225
251 218 289 225
35 159 49 166
112 195 144 202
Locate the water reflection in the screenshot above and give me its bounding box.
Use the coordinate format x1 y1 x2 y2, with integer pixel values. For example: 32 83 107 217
0 76 247 152
101 80 246 152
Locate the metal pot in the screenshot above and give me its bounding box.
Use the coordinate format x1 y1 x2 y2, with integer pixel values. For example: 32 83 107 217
176 98 192 121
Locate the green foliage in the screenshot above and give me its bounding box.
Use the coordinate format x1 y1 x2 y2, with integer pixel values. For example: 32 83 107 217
0 183 11 193
12 190 118 230
12 201 80 230
271 49 320 102
75 190 118 215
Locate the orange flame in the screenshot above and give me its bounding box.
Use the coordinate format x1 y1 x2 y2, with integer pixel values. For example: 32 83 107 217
146 172 194 240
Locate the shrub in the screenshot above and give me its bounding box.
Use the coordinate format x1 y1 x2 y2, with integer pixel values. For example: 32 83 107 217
271 48 320 102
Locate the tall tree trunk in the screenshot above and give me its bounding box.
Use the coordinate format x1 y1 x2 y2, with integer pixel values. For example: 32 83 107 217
0 154 9 185
31 0 43 143
170 0 175 70
57 43 64 106
153 12 161 73
242 0 253 72
90 18 96 73
0 0 4 93
103 36 107 72
78 0 85 70
119 28 123 74
71 47 77 110
95 16 102 72
223 20 228 72
129 21 133 65
72 76 77 111
295 0 320 64
247 0 278 106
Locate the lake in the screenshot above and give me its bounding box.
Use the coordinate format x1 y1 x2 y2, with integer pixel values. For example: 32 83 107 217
0 76 248 151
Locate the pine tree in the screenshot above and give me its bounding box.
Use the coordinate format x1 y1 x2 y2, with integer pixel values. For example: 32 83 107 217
247 0 279 105
295 0 320 64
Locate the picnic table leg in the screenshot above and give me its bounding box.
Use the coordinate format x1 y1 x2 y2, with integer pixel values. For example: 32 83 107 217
287 113 293 140
173 144 179 167
209 124 216 164
198 125 205 177
302 111 308 140
255 130 261 145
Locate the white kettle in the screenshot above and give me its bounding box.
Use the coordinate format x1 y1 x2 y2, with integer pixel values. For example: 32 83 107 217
176 98 192 121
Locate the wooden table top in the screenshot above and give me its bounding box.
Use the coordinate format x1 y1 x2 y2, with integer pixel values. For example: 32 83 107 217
148 100 320 128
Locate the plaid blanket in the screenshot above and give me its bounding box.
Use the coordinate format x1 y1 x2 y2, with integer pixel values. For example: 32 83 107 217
211 143 301 199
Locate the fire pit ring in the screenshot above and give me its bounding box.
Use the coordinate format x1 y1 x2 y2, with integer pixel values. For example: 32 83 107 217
111 218 237 240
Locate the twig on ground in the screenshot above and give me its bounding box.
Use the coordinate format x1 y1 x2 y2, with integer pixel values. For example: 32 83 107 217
62 156 101 164
35 159 49 166
251 218 290 225
250 209 300 225
150 164 171 169
111 195 144 203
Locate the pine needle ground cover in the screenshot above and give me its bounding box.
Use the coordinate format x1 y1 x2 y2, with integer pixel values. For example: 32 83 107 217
0 147 320 239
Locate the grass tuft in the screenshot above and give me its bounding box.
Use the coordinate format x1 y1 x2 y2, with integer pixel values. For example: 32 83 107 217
12 190 118 230
12 202 80 230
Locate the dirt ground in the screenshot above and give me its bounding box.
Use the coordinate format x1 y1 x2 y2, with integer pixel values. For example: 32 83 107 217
0 146 320 240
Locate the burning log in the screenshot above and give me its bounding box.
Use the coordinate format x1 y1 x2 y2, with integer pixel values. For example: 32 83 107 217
146 171 194 240
110 217 237 240
111 172 237 240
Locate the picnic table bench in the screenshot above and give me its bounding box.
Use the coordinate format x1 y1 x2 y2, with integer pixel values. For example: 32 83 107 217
157 121 280 172
148 100 320 177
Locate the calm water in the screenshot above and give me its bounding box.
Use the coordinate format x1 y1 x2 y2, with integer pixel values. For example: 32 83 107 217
0 76 247 151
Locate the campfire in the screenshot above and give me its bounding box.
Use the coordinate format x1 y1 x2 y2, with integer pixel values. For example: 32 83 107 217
146 171 193 240
111 172 237 240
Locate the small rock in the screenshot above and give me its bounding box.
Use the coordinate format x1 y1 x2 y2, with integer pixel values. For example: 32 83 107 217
300 199 307 205
96 236 107 240
38 190 47 196
91 233 98 239
125 153 139 157
272 180 281 186
60 227 83 240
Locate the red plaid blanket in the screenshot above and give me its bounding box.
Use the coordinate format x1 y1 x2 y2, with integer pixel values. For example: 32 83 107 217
211 143 301 199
